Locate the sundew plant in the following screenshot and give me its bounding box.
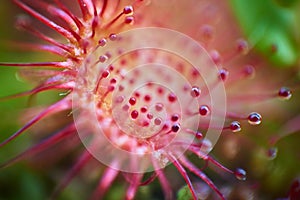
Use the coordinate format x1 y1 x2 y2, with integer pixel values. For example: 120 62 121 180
0 0 300 200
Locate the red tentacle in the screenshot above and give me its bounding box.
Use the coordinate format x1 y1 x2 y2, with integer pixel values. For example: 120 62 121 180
13 0 78 42
0 82 74 101
77 0 93 21
50 150 93 199
125 173 143 200
91 162 120 200
54 0 84 31
0 124 75 169
0 97 72 147
169 154 198 200
0 61 72 69
152 158 173 200
179 157 226 200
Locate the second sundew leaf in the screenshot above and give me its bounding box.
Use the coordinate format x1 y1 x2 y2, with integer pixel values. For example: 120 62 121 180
230 0 299 67
274 0 299 7
177 185 193 200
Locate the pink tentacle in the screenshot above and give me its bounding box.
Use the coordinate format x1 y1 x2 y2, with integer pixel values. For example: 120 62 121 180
50 150 93 199
0 124 75 169
156 169 173 200
0 97 72 147
151 156 173 200
10 42 69 57
15 16 73 54
139 172 158 186
179 157 226 200
169 154 198 200
13 0 78 42
90 163 119 200
125 173 143 200
0 61 72 69
99 0 108 17
54 0 84 30
77 0 93 21
0 82 74 101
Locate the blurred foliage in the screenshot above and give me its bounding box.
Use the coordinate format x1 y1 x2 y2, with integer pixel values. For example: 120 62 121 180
0 165 48 200
0 1 300 200
274 0 299 7
0 2 68 200
230 0 300 67
177 185 193 200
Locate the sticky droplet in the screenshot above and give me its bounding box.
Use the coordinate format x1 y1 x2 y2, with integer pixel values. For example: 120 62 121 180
230 121 241 132
267 147 278 160
248 112 262 125
235 168 246 181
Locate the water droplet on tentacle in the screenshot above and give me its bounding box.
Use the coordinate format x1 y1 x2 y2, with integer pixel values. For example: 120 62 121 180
218 68 229 81
230 121 241 133
131 110 139 119
199 105 210 116
190 86 201 98
171 124 181 133
278 87 292 100
235 168 247 181
267 147 278 160
247 112 262 125
98 38 107 47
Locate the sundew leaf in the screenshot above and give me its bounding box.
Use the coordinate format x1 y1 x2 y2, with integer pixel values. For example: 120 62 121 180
177 185 193 200
274 0 299 7
230 0 299 67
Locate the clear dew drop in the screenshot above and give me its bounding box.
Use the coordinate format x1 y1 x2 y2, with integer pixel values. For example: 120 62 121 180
171 114 179 122
168 93 177 102
230 121 241 132
110 78 117 84
109 33 117 41
235 168 247 181
195 131 203 139
99 55 108 63
129 97 136 105
123 5 134 15
140 106 147 113
98 38 107 47
124 16 134 24
218 68 229 81
101 70 110 78
190 86 201 98
267 147 278 160
131 110 139 119
199 105 210 116
147 113 153 119
171 123 181 132
247 112 262 125
278 87 292 100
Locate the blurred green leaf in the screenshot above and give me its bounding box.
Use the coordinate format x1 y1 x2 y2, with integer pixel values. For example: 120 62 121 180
230 0 299 67
104 183 126 200
177 185 193 200
274 0 299 7
19 170 47 200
